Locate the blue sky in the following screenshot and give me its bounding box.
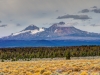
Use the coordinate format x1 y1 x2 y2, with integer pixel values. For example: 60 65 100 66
0 0 100 37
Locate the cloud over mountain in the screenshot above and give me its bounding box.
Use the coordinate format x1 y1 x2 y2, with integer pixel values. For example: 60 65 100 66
79 6 100 13
80 9 90 13
0 25 7 27
92 6 97 8
57 14 91 20
92 9 100 13
0 21 2 23
16 24 21 26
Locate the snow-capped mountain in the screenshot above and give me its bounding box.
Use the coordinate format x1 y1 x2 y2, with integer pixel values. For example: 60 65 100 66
1 22 100 40
12 25 44 36
11 28 44 36
1 25 45 40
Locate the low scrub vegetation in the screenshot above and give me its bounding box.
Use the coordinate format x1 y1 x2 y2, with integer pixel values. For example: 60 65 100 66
0 59 100 75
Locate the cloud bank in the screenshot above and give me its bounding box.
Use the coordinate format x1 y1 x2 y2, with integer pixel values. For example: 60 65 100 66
92 9 100 13
80 9 90 13
57 15 91 20
0 25 7 27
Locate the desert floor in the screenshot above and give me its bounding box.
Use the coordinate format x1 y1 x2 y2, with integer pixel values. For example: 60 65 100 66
0 59 100 75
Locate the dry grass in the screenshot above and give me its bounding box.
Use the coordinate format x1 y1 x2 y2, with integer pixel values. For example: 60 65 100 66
0 59 100 75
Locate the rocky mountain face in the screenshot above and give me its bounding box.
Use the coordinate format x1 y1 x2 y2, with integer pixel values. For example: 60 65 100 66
22 24 39 31
1 22 100 40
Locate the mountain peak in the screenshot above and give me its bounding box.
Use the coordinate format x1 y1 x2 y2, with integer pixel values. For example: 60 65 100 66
50 22 74 28
23 24 39 31
58 22 65 25
50 22 65 27
29 24 36 26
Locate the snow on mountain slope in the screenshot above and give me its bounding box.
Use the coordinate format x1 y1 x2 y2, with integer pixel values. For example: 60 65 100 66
12 30 31 36
11 24 44 36
12 28 44 36
31 28 44 34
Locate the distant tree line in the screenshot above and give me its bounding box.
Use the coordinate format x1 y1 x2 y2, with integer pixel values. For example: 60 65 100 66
0 45 100 61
